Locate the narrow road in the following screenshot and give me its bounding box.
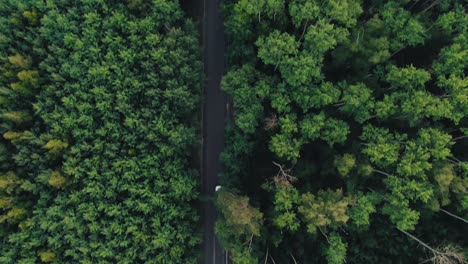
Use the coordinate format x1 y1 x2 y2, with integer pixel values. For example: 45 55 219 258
201 0 227 263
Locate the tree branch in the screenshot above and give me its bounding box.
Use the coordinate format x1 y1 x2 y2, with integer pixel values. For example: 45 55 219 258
290 252 298 264
373 169 392 177
398 228 444 255
319 227 331 244
440 209 468 224
419 0 442 14
299 20 309 42
453 135 468 141
269 255 277 264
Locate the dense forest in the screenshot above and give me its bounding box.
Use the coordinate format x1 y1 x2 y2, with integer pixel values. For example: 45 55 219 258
0 0 202 263
1 0 466 263
217 0 467 263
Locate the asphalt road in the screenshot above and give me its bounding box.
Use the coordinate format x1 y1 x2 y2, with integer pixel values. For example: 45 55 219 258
201 0 227 263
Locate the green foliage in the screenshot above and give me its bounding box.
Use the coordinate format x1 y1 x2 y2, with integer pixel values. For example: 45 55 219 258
228 246 257 264
396 141 432 178
0 0 203 263
270 133 302 161
381 2 427 50
300 112 326 140
434 164 456 206
256 30 299 68
220 0 467 262
304 20 349 57
234 0 285 21
48 171 66 189
8 54 30 69
386 65 431 91
220 125 255 187
417 128 454 161
360 125 403 168
222 65 264 134
293 82 341 111
38 251 56 263
348 193 380 228
298 189 350 234
324 232 347 264
22 8 39 25
334 154 356 177
301 113 350 146
375 90 455 126
320 118 350 146
288 0 320 28
2 111 32 124
339 83 374 123
216 190 263 238
43 139 68 154
215 190 263 264
271 180 300 231
382 199 420 231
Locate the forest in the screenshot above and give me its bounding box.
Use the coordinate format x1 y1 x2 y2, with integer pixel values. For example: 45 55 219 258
0 0 466 263
216 0 467 263
0 0 202 263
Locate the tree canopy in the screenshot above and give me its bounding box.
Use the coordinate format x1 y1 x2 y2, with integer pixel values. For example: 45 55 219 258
0 1 203 263
219 0 468 263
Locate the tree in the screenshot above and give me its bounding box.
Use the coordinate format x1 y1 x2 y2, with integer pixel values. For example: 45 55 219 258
416 128 453 161
300 112 326 141
0 1 204 262
348 193 380 228
222 65 264 134
339 82 375 123
270 133 303 161
320 118 349 146
303 20 349 57
323 0 362 27
292 81 341 111
43 139 68 154
433 164 456 206
301 113 349 146
298 189 351 234
381 1 427 51
272 184 300 231
268 162 300 231
48 171 67 189
385 65 431 91
216 190 263 238
360 125 404 168
280 52 322 86
256 30 299 69
215 190 263 264
220 0 467 262
324 232 347 264
396 141 432 178
334 154 356 177
288 0 320 28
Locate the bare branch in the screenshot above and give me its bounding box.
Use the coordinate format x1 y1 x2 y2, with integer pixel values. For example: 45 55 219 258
452 135 468 141
319 227 331 244
373 169 392 177
264 115 278 130
299 20 309 42
398 228 444 255
272 161 297 186
290 252 298 264
419 0 442 14
440 209 468 224
269 255 277 264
